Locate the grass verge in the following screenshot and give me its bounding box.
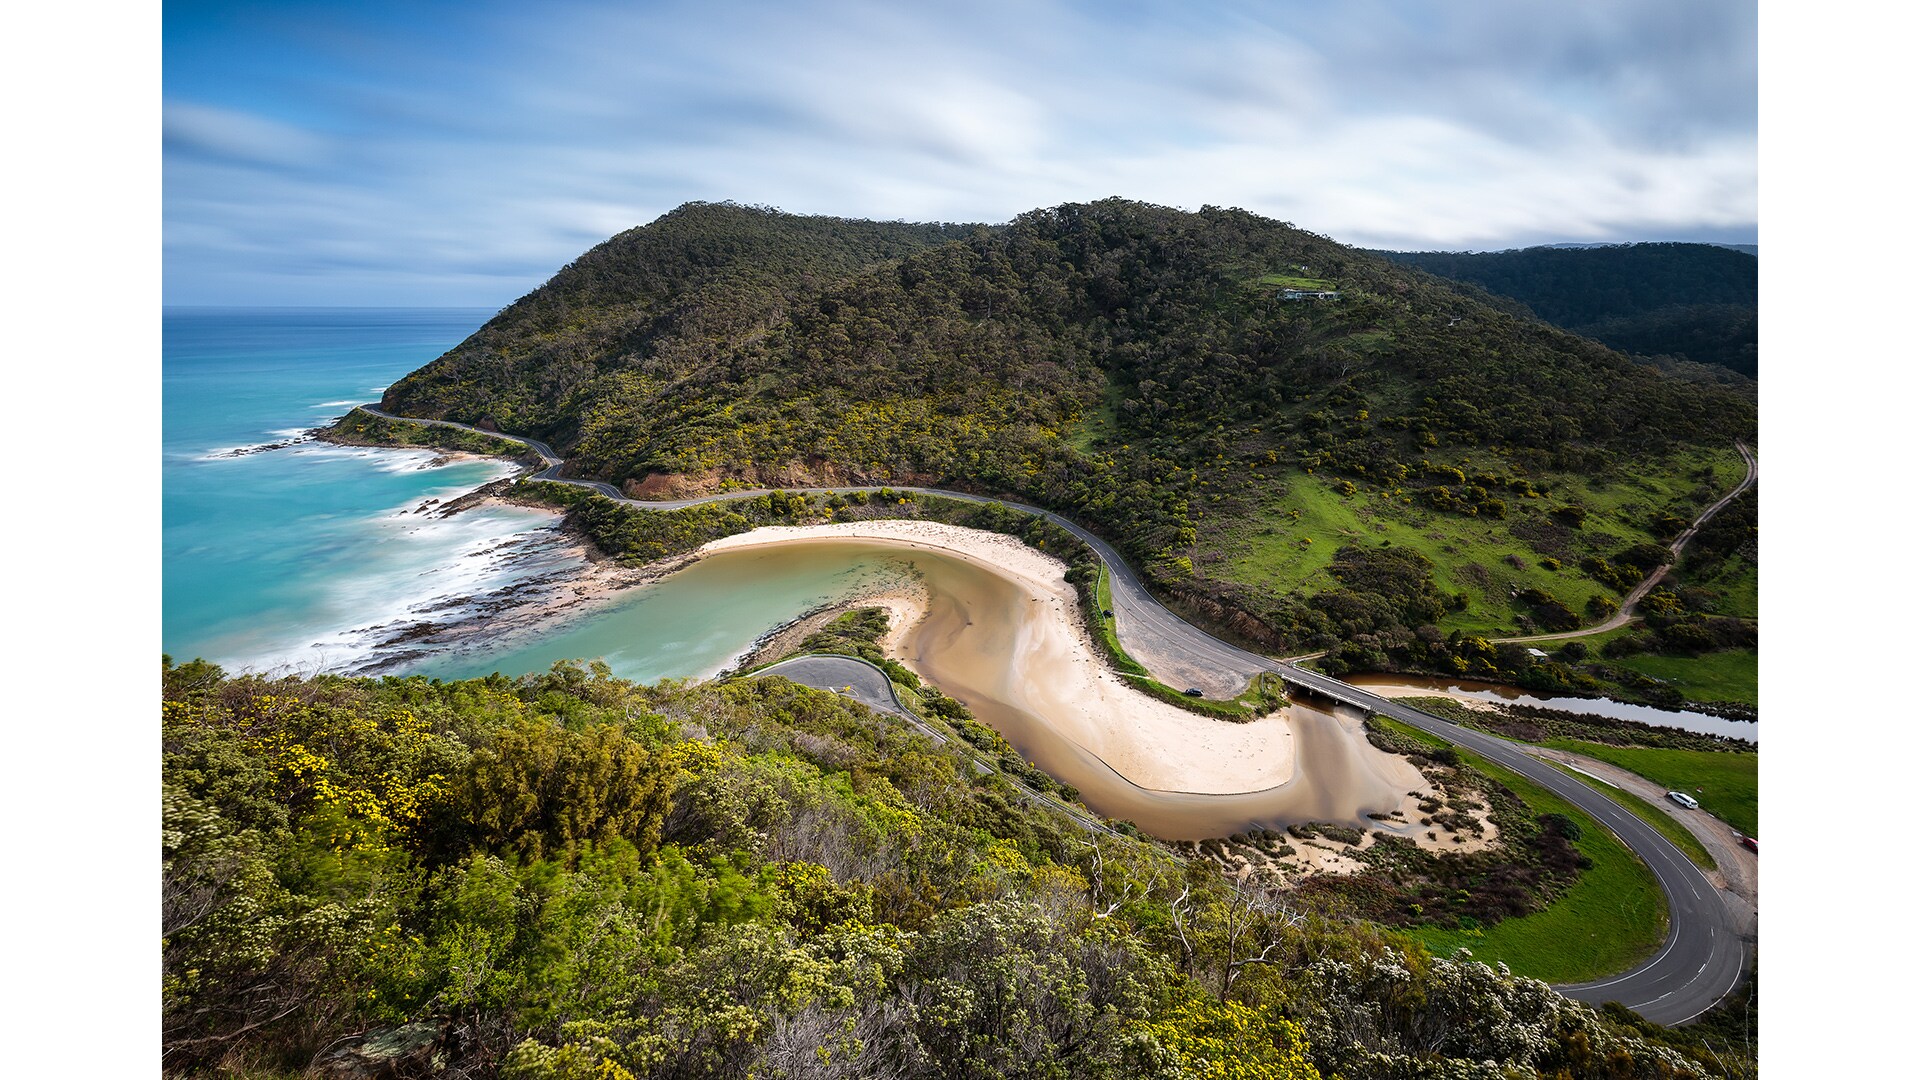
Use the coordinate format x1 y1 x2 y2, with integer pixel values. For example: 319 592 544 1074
1541 740 1757 838
1542 760 1716 871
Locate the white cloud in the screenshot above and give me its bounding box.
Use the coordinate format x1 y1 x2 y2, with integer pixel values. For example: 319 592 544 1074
162 0 1758 303
164 102 333 169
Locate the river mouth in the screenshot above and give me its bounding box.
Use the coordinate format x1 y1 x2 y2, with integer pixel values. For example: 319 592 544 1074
777 534 1429 842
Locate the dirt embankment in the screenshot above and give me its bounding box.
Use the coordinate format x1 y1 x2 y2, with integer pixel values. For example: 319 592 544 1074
623 463 943 500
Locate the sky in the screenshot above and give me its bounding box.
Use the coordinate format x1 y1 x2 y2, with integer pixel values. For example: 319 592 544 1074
163 0 1758 306
17 5 1920 1073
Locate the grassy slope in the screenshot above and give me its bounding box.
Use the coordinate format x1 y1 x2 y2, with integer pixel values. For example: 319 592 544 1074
1208 444 1744 637
1540 741 1758 838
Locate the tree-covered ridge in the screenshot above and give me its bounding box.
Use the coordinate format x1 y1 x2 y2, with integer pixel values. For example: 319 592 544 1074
384 201 975 441
374 198 1757 686
1378 244 1758 377
161 658 1747 1078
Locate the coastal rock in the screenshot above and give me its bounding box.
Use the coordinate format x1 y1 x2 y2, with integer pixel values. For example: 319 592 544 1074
211 430 319 458
432 478 516 517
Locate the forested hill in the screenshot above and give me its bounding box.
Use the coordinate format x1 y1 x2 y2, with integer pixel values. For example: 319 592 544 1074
380 199 1758 663
401 201 974 434
1377 244 1758 377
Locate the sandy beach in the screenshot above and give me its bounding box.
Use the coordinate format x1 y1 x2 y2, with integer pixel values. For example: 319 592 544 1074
701 520 1298 795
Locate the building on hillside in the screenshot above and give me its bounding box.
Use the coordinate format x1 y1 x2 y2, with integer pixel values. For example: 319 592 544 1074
1279 288 1343 301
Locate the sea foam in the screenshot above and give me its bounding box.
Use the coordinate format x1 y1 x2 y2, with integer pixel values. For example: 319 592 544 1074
224 500 571 675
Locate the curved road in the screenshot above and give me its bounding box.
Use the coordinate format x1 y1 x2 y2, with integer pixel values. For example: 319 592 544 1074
353 406 1750 1024
750 654 922 727
1275 666 1744 1024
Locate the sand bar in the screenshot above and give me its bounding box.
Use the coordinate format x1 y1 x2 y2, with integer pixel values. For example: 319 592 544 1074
701 521 1297 795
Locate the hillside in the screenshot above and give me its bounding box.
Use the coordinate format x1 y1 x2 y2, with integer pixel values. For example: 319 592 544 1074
378 199 1759 697
1377 244 1759 377
161 658 1751 1078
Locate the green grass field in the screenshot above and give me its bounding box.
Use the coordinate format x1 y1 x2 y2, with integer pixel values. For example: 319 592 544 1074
1063 379 1123 456
1253 272 1337 290
1540 741 1757 838
1678 550 1758 620
1608 647 1757 707
1379 719 1667 982
1204 446 1745 640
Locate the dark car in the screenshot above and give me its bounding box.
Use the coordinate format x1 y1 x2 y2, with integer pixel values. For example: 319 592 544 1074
1183 688 1203 697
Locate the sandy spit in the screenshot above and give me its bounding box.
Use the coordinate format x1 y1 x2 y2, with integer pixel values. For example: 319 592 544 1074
731 585 931 673
699 521 1298 795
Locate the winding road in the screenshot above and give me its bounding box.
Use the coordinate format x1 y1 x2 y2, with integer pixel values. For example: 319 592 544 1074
1495 441 1757 644
352 405 1753 1024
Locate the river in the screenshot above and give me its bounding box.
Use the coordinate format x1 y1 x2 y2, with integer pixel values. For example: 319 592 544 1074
1342 674 1756 743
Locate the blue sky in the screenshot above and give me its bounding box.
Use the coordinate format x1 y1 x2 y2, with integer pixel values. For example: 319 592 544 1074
163 0 1758 306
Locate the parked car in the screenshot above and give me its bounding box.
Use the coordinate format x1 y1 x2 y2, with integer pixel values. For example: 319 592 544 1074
1183 688 1204 697
1741 836 1758 853
1666 791 1700 809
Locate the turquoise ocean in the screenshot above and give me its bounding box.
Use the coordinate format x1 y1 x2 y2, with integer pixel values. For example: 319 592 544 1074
162 307 912 681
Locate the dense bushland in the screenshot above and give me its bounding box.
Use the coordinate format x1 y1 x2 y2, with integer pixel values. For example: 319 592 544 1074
1380 243 1758 377
161 657 1746 1078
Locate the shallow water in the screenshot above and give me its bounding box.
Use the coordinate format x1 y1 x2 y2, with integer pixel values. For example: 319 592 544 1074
1342 674 1756 743
416 542 926 684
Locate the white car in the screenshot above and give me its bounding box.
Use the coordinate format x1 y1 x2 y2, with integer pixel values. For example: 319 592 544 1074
1666 791 1700 809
